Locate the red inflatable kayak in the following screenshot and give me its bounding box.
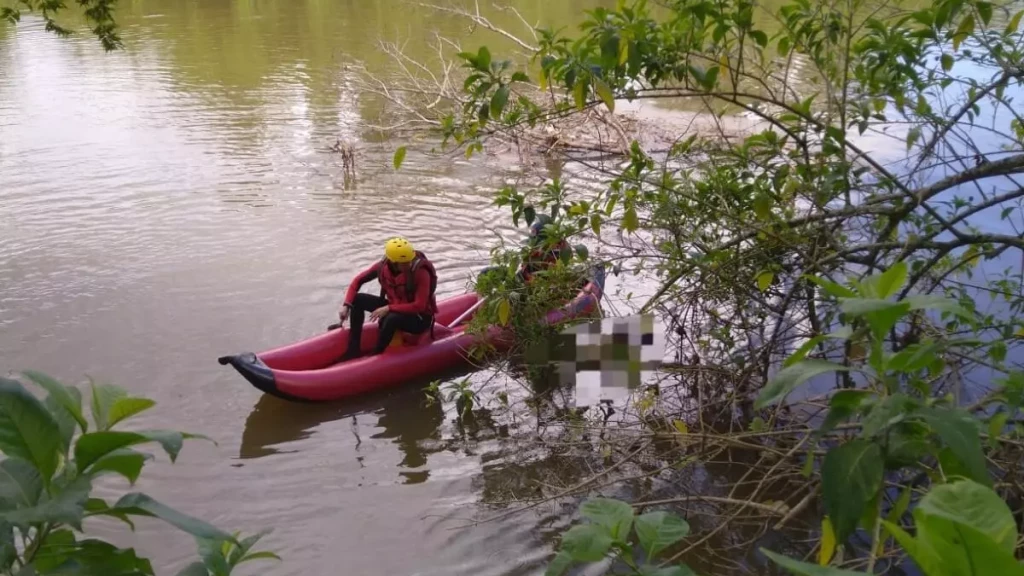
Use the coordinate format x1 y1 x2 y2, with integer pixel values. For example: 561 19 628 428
218 266 606 402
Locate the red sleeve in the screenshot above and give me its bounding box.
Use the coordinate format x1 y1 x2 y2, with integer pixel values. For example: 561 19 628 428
344 263 381 306
388 267 431 314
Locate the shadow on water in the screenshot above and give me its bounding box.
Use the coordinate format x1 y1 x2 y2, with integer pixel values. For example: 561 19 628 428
239 367 472 475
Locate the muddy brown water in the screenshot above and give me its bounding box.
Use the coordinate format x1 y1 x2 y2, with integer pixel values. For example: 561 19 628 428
0 1 630 574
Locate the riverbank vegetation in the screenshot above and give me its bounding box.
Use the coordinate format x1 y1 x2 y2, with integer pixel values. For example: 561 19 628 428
369 0 1024 574
0 372 279 575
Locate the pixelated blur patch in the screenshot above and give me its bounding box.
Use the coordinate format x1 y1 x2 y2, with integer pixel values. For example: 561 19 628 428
553 314 666 407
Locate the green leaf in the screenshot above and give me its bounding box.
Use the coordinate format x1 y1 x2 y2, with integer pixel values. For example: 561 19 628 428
23 371 88 433
635 511 689 558
0 475 92 530
749 30 768 47
885 424 932 468
590 214 601 236
510 71 530 83
0 521 14 571
622 205 640 232
0 457 42 510
0 377 62 484
784 335 826 368
819 516 836 565
805 275 855 298
861 393 914 438
760 548 869 575
876 261 907 298
988 412 1009 448
574 244 589 260
953 14 975 51
106 397 155 430
906 127 921 151
941 53 954 72
490 85 510 119
820 390 870 434
497 299 511 326
976 2 992 26
89 382 127 432
477 46 491 71
822 439 883 543
1007 10 1022 34
755 360 851 409
904 294 973 319
579 498 634 540
114 493 234 542
175 562 209 576
918 480 1016 551
87 448 151 484
594 78 614 112
545 551 574 576
46 539 155 575
839 298 910 337
888 341 942 373
753 194 772 220
920 407 990 486
560 524 613 562
76 430 184 471
573 78 587 110
33 529 77 573
393 146 407 170
238 550 281 564
46 394 77 455
908 507 1024 576
756 271 774 292
85 498 136 530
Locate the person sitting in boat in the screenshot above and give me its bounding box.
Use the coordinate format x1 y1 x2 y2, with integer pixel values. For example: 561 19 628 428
337 237 438 361
518 214 572 284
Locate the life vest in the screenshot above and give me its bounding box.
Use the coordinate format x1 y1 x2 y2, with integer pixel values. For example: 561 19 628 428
377 251 439 314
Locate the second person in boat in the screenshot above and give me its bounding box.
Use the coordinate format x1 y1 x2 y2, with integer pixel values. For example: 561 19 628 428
337 237 439 361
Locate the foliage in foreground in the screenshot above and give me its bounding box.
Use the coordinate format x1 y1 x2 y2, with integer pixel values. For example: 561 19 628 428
1 0 120 50
0 372 278 575
374 0 1024 573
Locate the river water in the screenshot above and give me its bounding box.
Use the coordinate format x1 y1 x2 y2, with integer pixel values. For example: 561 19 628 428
0 1 624 574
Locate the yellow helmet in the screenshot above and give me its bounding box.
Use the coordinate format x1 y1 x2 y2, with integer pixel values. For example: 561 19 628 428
384 237 416 263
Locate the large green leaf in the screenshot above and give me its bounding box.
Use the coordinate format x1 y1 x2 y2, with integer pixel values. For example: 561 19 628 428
89 383 127 432
822 439 883 543
0 378 62 484
912 510 1024 576
32 528 77 573
46 394 77 455
839 298 910 338
918 480 1016 553
819 390 870 434
920 407 990 486
105 398 156 430
544 551 574 576
860 393 915 438
755 360 850 409
113 493 234 543
22 372 87 434
0 457 43 510
760 549 868 575
84 498 135 530
1 475 92 530
87 449 152 485
579 498 634 540
0 521 15 571
559 524 613 562
874 262 908 298
75 430 183 471
43 539 155 575
635 511 690 558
